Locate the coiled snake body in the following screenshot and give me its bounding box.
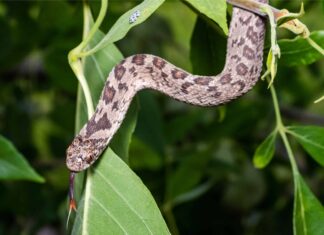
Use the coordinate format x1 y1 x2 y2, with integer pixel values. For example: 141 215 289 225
66 0 267 172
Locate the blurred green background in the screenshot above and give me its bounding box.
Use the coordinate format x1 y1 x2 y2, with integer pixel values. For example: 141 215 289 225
0 0 323 234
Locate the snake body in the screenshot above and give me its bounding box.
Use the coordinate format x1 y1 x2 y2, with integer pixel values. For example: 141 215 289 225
66 0 267 172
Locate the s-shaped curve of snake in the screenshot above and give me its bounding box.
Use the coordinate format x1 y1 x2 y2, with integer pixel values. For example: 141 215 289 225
66 0 268 173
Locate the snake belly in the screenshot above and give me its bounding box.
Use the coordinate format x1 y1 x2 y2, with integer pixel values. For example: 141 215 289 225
66 0 267 172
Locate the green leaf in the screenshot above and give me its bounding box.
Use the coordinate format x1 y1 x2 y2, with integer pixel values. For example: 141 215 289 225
166 147 214 201
253 131 277 169
190 16 227 75
0 135 44 182
172 179 215 206
71 5 169 234
129 137 163 170
135 92 165 156
294 174 324 235
185 0 228 34
278 31 324 67
287 126 324 166
71 149 170 235
165 109 204 144
90 0 165 53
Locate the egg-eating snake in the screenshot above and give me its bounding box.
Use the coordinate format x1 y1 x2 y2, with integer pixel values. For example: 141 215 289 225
66 0 268 208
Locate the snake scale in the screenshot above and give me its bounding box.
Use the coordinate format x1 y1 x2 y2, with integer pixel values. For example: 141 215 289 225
66 0 267 174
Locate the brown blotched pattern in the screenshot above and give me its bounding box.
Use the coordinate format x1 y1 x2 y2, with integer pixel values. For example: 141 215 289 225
66 0 267 172
243 45 255 60
132 54 146 65
112 101 119 111
194 77 211 86
232 80 246 92
220 74 232 84
239 15 252 25
118 83 128 91
246 26 258 44
181 82 193 94
85 113 111 138
103 86 116 104
114 65 126 80
236 63 248 76
153 57 166 69
171 69 188 80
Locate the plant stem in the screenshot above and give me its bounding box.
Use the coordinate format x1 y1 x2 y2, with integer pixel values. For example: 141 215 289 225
269 81 282 127
268 79 299 177
70 60 94 117
314 95 324 103
269 80 300 235
68 0 109 117
77 0 108 57
79 0 108 55
306 37 324 56
162 202 180 235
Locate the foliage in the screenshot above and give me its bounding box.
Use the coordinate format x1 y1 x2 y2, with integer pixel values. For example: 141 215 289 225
0 135 44 182
0 0 323 234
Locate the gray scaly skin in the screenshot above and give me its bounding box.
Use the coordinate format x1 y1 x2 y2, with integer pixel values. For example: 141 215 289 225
66 0 267 173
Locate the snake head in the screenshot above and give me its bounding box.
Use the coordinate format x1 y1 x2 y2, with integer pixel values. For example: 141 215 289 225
66 135 105 172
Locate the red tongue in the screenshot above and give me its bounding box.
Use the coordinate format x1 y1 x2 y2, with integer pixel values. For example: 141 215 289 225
69 172 77 211
69 198 77 212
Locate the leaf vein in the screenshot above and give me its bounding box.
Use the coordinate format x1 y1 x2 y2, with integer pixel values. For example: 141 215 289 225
91 196 128 234
90 56 105 82
96 170 154 234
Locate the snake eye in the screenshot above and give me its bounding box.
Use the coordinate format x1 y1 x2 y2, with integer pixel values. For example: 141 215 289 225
85 154 94 164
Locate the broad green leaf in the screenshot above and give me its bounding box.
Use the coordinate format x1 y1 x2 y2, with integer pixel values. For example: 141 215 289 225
185 0 228 34
190 16 227 75
294 174 324 235
71 5 169 234
278 31 324 67
0 135 44 182
129 137 163 170
165 109 204 144
172 179 215 206
71 149 170 235
166 147 214 201
90 0 165 53
135 92 165 156
287 126 324 166
253 131 277 169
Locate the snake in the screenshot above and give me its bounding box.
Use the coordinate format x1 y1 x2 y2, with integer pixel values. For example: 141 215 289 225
66 0 267 173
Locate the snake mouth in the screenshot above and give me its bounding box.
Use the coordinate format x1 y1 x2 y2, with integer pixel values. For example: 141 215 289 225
66 142 97 172
66 155 83 172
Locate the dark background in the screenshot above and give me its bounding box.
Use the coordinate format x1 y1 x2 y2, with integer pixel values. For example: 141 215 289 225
0 0 323 234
